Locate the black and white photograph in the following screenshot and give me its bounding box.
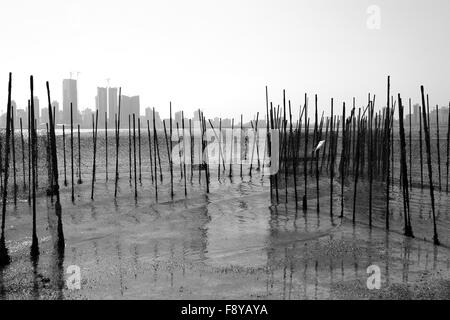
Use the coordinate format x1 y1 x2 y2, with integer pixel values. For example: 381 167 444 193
0 0 449 311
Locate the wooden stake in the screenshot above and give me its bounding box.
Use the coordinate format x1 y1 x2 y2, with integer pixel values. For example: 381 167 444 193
128 115 132 184
133 114 137 198
436 105 442 192
446 101 450 193
398 95 413 237
182 112 187 196
138 117 142 184
20 118 26 190
114 88 122 198
11 107 17 204
421 86 439 245
62 125 67 186
70 103 74 202
91 110 99 200
0 72 13 266
153 108 158 200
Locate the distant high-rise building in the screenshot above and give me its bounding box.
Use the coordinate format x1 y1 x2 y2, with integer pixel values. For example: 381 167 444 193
11 100 17 127
119 95 140 128
96 87 107 128
16 109 27 128
120 95 131 128
81 108 94 128
33 96 40 124
108 87 118 128
174 111 183 125
145 107 162 128
130 96 140 117
413 103 420 125
63 79 78 124
51 100 60 123
41 107 49 125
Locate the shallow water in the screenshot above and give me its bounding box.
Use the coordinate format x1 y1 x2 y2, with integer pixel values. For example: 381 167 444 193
0 131 449 299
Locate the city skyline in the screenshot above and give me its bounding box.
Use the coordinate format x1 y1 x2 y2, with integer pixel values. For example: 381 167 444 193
1 0 450 120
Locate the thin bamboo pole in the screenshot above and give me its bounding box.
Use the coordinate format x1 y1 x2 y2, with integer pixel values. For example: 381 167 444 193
421 86 439 245
0 73 13 266
91 110 99 200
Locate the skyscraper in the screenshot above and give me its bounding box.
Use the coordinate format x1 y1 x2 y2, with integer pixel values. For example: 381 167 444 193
130 96 140 117
33 96 40 125
51 100 61 123
120 95 131 129
63 79 78 124
96 87 107 128
108 87 118 128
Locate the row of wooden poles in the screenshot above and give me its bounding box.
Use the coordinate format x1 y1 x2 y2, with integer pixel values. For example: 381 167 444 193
0 74 64 267
0 75 448 267
268 77 445 245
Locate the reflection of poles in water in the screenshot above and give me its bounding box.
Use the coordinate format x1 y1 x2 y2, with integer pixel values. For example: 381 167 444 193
20 117 26 190
0 73 13 266
421 86 440 245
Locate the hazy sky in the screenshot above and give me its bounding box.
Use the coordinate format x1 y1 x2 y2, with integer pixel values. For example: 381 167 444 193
1 0 449 120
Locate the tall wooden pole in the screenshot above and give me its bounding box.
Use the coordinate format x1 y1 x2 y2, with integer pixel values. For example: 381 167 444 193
0 73 13 266
421 86 439 245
